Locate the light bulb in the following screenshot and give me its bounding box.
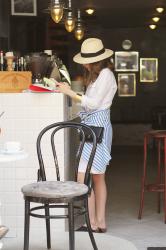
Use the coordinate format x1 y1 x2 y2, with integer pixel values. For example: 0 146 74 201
152 17 160 22
65 12 75 32
85 8 95 15
156 7 164 13
74 24 84 40
75 9 84 40
50 0 64 23
149 24 157 30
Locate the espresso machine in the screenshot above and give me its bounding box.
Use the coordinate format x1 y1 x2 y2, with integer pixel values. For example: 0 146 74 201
25 52 54 83
25 52 71 85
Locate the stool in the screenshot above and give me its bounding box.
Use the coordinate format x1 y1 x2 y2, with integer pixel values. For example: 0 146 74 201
138 130 166 222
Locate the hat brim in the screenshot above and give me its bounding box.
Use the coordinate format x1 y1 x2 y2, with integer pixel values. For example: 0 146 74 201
73 49 114 64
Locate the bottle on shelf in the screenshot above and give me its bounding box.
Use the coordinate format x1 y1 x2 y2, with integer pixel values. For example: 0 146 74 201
20 57 24 71
24 58 27 71
14 56 19 71
0 51 4 71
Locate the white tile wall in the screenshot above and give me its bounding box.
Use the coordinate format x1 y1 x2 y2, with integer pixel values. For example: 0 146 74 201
0 93 69 237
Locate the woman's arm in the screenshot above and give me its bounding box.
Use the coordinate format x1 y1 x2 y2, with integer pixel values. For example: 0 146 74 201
81 69 117 110
56 82 82 102
56 69 117 109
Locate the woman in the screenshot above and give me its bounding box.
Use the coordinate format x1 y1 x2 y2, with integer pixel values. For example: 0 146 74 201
56 38 117 233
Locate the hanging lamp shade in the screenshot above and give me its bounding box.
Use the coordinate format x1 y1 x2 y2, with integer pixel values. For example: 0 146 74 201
85 8 95 15
50 0 64 23
152 17 160 22
156 7 164 13
74 23 84 40
65 11 76 32
149 24 157 30
65 0 75 32
74 10 84 40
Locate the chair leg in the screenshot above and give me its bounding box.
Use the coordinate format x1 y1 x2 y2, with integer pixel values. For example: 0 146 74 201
84 199 98 250
138 136 147 219
45 204 51 249
164 138 166 223
157 139 161 213
68 202 75 250
24 199 30 250
138 188 145 219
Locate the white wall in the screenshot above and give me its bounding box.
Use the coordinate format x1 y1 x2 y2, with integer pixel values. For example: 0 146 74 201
0 93 69 237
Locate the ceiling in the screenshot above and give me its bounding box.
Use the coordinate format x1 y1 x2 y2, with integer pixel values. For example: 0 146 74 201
79 0 166 29
39 0 166 29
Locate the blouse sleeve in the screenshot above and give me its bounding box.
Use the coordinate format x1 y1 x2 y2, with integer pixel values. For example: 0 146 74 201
81 69 117 110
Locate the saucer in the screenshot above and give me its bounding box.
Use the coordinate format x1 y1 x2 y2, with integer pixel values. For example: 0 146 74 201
0 148 24 154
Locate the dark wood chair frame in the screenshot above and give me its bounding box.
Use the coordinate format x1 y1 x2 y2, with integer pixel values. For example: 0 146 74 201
22 121 98 250
138 130 166 222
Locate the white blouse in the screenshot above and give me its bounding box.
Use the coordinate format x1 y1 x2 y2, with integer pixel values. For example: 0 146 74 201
81 68 117 112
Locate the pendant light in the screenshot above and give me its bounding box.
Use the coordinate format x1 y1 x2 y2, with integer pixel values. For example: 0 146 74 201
152 17 160 22
74 10 84 40
85 8 95 15
65 0 75 32
156 7 164 13
149 24 157 30
50 0 64 23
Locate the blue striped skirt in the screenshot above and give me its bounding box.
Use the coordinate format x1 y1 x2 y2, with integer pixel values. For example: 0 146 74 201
78 109 112 174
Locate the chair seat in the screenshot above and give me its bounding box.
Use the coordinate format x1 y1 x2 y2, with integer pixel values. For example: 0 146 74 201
21 181 88 199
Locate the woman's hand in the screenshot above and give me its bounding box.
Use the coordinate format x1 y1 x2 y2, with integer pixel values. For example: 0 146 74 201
56 82 82 102
56 82 71 95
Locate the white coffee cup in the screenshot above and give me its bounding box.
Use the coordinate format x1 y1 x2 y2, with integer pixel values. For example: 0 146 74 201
4 141 21 152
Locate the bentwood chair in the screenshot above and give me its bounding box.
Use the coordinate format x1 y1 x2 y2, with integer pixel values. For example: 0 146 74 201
21 121 98 250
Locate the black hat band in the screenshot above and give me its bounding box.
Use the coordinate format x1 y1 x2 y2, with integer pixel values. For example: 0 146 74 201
81 48 105 58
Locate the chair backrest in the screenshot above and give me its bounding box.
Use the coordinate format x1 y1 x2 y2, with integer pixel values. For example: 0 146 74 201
36 121 97 187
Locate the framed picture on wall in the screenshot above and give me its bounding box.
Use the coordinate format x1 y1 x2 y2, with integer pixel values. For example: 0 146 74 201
11 0 37 16
118 73 136 97
140 58 158 82
115 51 139 72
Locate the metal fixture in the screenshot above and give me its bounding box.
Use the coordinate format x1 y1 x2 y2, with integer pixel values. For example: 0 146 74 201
149 24 157 30
85 8 95 15
74 9 84 40
49 0 85 39
152 17 160 22
65 0 75 32
156 7 164 13
50 0 64 23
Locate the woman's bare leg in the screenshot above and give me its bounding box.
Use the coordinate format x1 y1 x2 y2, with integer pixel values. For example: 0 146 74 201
92 173 107 229
88 189 98 229
77 172 98 229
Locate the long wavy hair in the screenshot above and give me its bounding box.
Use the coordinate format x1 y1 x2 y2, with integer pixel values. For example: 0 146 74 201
83 58 114 86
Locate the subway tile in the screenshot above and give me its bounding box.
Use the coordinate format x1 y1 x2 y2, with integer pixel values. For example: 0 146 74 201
0 93 68 235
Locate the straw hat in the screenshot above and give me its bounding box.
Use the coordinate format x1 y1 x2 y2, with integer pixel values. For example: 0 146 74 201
73 38 114 64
